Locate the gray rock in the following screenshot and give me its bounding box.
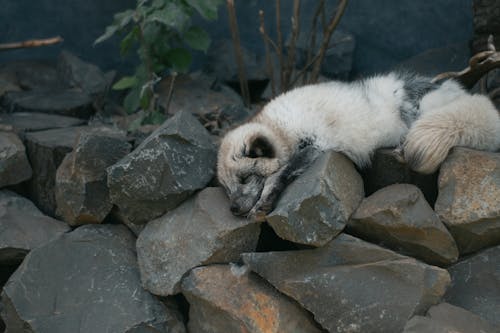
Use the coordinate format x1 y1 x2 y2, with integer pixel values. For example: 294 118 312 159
57 50 111 97
267 151 364 246
0 60 62 92
181 264 322 333
0 190 69 264
157 72 243 117
444 245 500 327
435 148 500 254
136 187 261 296
348 184 458 265
0 131 32 187
55 130 131 226
1 90 94 119
403 302 498 333
0 112 85 135
107 110 216 225
24 126 88 216
361 148 438 205
1 224 185 333
242 234 451 333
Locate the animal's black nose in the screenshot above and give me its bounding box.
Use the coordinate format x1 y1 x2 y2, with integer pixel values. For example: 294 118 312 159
230 203 241 214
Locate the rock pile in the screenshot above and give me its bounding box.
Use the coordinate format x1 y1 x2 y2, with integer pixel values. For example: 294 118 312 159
0 52 499 333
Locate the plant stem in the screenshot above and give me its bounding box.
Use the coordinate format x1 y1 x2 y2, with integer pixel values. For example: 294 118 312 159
0 36 63 51
226 0 251 106
259 10 276 97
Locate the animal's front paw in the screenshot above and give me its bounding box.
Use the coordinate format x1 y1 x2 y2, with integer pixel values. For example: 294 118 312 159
248 200 273 222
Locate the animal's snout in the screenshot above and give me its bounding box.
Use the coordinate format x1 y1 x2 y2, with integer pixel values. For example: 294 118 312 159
230 202 243 215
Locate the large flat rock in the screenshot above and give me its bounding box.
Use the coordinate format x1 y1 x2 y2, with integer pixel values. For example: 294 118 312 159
181 265 322 333
0 112 85 134
267 151 364 246
0 190 69 264
0 131 32 187
137 187 261 296
349 183 458 265
24 126 88 216
243 234 450 333
108 110 217 225
435 147 500 254
1 225 185 333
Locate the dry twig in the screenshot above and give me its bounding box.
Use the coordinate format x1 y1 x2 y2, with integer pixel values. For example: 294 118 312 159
259 10 276 96
0 36 63 51
432 35 500 89
283 0 301 91
226 0 251 106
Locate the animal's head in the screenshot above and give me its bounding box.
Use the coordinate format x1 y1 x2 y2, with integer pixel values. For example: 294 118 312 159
217 122 289 216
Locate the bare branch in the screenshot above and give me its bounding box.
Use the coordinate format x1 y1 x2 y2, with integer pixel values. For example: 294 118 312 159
163 72 177 115
0 36 63 51
259 10 276 97
283 0 301 91
276 0 284 91
226 0 251 106
310 0 348 82
304 0 325 84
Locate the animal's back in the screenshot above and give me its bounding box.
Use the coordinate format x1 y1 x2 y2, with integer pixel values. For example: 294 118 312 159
255 74 409 166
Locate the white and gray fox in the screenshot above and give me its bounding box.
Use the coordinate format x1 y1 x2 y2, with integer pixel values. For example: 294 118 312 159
217 72 500 219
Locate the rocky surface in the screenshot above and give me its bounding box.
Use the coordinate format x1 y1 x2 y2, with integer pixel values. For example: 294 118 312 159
0 112 85 136
243 234 450 333
361 148 438 205
267 151 364 246
435 147 500 254
107 110 217 225
0 131 32 187
24 126 88 216
55 129 131 226
348 184 458 265
1 225 185 333
0 190 69 264
444 245 500 327
403 302 498 333
1 90 94 119
181 264 322 333
137 187 261 296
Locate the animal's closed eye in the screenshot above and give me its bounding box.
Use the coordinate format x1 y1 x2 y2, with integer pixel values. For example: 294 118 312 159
239 175 252 184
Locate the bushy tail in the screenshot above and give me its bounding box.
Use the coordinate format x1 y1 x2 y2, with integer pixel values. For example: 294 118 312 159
403 94 500 174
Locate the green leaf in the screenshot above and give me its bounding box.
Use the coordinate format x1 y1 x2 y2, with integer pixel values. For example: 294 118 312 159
112 76 138 90
143 110 167 125
120 26 140 55
166 48 192 73
184 26 211 52
94 9 135 45
185 0 222 21
148 3 190 32
128 112 146 131
124 87 142 114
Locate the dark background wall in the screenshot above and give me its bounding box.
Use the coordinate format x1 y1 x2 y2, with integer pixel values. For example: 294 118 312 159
0 0 473 76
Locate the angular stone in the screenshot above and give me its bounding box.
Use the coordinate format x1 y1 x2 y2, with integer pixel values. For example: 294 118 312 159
435 148 500 254
157 72 243 117
181 265 322 333
444 245 500 327
242 234 450 333
107 110 216 225
1 90 94 119
0 131 32 187
24 126 88 216
1 225 184 333
267 151 364 246
55 130 131 225
57 50 110 97
361 148 438 205
0 60 62 91
403 302 498 333
136 187 261 296
348 184 458 265
0 112 85 135
0 190 69 264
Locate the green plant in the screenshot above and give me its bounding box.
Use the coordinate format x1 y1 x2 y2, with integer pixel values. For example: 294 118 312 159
95 0 222 127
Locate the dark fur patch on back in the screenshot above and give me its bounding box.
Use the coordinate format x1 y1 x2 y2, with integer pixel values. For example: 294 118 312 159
396 71 439 126
247 136 275 158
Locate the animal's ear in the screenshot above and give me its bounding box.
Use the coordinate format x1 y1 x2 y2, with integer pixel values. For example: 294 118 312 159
246 136 275 158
